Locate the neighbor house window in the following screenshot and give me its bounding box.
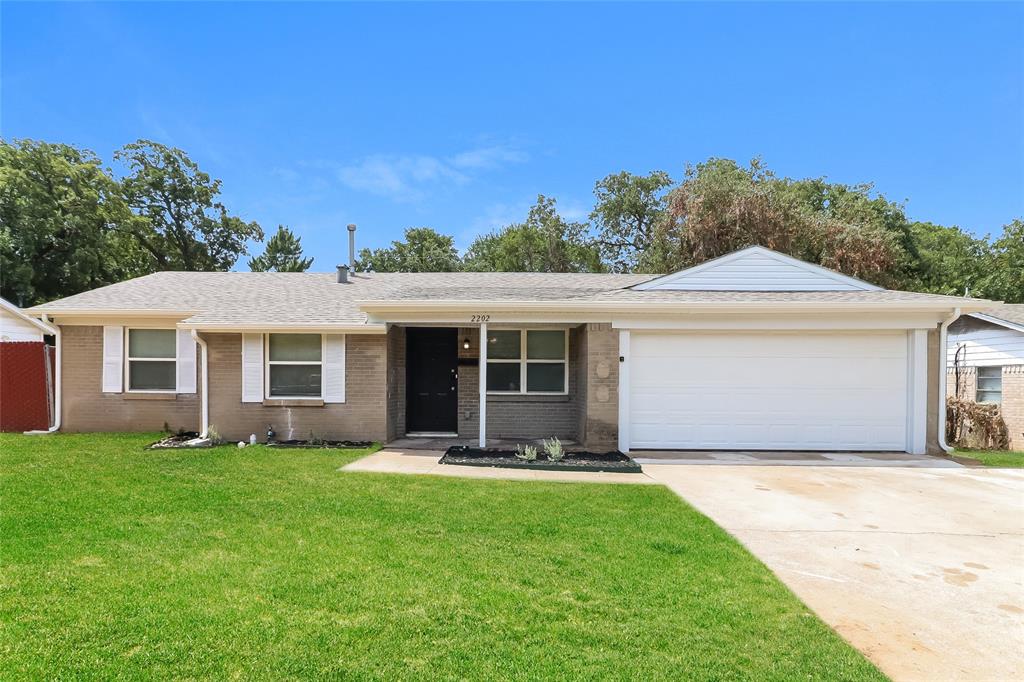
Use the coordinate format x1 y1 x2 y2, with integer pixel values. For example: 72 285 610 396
976 366 1002 404
486 329 567 394
126 328 177 392
267 334 322 398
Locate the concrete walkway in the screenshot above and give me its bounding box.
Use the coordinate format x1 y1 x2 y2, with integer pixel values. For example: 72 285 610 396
644 464 1024 681
342 449 657 484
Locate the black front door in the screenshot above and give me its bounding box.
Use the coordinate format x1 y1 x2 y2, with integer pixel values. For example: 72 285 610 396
406 328 458 433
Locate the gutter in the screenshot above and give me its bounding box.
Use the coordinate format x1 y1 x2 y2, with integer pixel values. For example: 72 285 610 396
937 306 961 454
45 315 61 432
191 329 209 439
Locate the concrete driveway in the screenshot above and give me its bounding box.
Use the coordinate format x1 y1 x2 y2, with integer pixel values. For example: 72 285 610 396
644 463 1024 681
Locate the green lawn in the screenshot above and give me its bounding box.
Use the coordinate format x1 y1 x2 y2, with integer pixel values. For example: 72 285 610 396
956 449 1024 468
0 433 883 680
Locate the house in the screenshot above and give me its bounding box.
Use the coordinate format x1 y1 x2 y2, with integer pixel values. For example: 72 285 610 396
26 246 993 454
0 297 57 432
947 304 1024 450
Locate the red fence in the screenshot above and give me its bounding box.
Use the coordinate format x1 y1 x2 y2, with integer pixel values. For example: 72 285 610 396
0 342 53 432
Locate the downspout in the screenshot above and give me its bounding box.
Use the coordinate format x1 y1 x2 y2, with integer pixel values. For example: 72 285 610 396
191 329 209 438
43 315 61 432
937 307 961 454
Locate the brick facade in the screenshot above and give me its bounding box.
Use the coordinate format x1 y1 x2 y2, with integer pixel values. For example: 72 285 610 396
205 333 388 443
578 324 619 449
948 364 1024 450
61 325 200 433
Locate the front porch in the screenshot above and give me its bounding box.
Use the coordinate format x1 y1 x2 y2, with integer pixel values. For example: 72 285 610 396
385 323 620 450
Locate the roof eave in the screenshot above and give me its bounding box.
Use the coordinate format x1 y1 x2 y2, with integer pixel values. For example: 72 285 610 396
357 299 995 314
177 322 387 334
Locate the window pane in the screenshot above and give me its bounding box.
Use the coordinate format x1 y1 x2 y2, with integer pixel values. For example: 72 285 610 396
487 330 520 359
128 329 176 359
486 362 521 392
527 330 565 360
976 390 1002 404
978 366 1002 379
129 360 176 391
269 364 322 397
269 334 321 361
977 377 1002 390
527 363 565 392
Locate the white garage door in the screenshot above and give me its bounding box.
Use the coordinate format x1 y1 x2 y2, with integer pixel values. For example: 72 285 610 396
628 332 908 451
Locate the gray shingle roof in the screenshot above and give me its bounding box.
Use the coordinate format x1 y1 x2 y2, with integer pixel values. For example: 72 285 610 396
975 304 1024 328
28 270 989 326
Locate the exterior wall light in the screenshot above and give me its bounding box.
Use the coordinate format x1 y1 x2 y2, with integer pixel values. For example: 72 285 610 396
463 338 471 350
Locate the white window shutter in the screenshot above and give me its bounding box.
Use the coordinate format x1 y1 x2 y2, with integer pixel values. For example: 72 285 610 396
176 330 197 394
102 326 124 393
323 334 346 403
241 334 264 402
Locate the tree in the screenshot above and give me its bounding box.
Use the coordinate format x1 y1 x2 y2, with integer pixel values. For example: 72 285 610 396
903 221 993 297
0 139 149 306
355 227 461 272
659 158 901 284
591 170 674 272
981 219 1024 303
248 225 313 272
115 140 263 271
463 195 603 272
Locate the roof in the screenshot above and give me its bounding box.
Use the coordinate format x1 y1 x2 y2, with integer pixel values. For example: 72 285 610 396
27 267 993 328
0 297 56 335
968 304 1024 333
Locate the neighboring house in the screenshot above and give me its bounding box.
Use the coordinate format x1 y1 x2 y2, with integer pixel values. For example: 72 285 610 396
947 304 1024 450
0 297 57 432
26 246 992 454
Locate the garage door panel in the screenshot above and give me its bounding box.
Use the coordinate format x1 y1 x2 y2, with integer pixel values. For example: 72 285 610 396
628 332 907 451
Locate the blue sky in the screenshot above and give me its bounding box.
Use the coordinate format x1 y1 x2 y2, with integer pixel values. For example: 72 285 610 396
3 2 1022 271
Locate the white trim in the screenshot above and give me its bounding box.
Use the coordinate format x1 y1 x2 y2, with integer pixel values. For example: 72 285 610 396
0 297 56 335
175 329 197 394
124 327 178 394
101 325 124 393
264 333 325 400
191 329 208 438
179 323 387 334
478 322 487 448
241 334 264 403
617 330 630 454
630 246 883 292
906 329 928 454
967 312 1024 334
483 328 569 395
323 334 346 404
937 308 961 454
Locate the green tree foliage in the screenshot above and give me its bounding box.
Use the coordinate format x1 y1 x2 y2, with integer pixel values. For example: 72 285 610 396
463 195 603 272
904 221 993 297
355 227 461 272
659 159 901 285
590 170 674 273
982 219 1024 303
248 225 313 272
0 139 149 306
116 140 263 271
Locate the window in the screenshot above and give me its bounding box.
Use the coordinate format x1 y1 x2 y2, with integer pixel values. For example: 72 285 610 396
486 329 567 394
126 328 177 392
977 366 1002 404
267 334 322 398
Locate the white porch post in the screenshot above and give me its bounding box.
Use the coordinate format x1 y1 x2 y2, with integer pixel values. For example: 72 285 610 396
617 330 630 453
478 322 487 448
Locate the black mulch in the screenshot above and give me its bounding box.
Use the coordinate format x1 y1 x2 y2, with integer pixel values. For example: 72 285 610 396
440 446 643 473
266 439 374 449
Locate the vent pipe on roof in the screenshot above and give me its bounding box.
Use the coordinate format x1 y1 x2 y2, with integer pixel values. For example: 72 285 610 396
336 264 349 284
347 223 357 271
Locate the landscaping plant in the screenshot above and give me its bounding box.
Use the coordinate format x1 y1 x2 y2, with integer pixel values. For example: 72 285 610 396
543 437 565 461
514 443 538 461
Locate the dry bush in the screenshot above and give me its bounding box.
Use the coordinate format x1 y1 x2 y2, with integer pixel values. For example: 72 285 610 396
946 397 1010 450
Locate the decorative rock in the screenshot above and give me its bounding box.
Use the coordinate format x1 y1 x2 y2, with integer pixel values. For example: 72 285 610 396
237 441 246 448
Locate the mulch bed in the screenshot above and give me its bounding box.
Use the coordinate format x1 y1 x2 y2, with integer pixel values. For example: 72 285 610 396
148 432 206 449
266 439 374 449
440 446 643 473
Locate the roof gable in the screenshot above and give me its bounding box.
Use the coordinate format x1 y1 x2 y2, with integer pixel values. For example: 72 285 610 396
0 297 56 335
631 246 882 292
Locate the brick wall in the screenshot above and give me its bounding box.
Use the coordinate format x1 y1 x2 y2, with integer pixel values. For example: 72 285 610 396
578 324 619 449
206 333 387 443
1002 366 1024 450
385 326 406 441
61 325 199 433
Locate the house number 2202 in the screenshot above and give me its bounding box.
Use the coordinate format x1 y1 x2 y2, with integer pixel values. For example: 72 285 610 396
471 314 491 323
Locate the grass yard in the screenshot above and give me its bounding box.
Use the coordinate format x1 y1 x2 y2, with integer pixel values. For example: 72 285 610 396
956 449 1024 468
0 433 883 680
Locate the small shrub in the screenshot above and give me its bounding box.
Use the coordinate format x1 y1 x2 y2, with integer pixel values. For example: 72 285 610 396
207 425 224 446
514 444 538 461
543 437 565 461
